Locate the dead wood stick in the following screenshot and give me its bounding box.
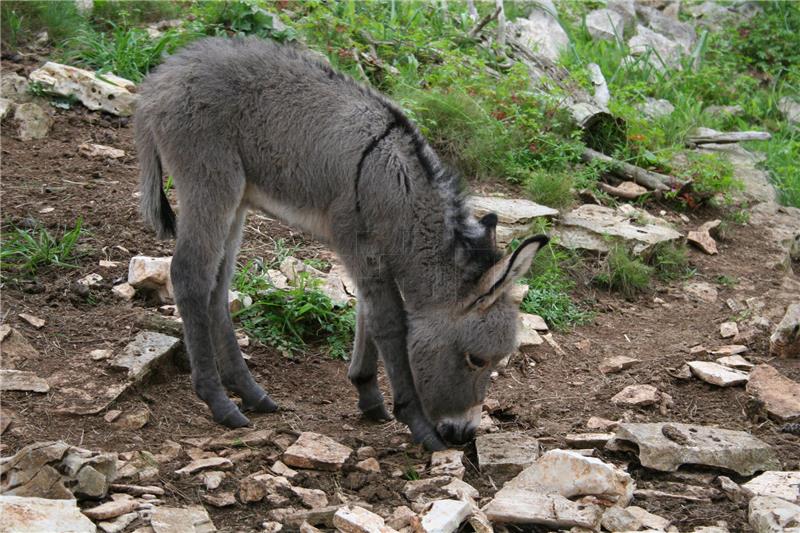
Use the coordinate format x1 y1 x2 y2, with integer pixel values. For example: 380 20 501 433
687 131 771 145
582 148 680 192
467 5 502 39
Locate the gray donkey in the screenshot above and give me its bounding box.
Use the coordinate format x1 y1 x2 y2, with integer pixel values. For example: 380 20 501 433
135 37 548 450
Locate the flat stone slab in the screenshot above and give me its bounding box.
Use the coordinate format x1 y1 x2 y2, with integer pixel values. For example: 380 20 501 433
333 505 395 533
151 506 216 533
743 471 800 504
0 495 96 533
501 449 634 505
475 432 540 484
517 314 544 351
420 499 471 533
716 355 754 370
109 331 181 381
608 422 780 475
599 355 640 374
283 432 352 471
0 325 39 367
429 449 465 479
746 364 800 422
0 369 49 393
688 361 750 387
553 204 682 255
468 196 558 225
748 496 800 533
611 384 663 407
484 489 602 529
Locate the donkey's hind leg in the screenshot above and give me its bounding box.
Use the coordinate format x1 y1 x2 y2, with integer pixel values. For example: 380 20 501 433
348 301 391 421
171 175 249 428
210 205 278 413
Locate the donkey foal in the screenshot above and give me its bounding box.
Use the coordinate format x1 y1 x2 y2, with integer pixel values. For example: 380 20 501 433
135 37 547 450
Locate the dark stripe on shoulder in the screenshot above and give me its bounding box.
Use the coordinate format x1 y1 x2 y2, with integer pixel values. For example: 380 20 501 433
355 121 400 213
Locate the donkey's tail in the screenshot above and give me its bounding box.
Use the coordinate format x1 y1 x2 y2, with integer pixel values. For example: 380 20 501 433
137 128 176 239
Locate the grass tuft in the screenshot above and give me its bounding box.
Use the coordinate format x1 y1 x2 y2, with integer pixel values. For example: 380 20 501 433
1 218 84 276
594 244 653 299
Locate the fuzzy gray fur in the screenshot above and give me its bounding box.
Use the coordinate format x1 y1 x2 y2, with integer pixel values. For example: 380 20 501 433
135 37 547 450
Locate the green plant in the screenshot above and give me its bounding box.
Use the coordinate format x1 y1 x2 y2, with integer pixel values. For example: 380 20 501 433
595 244 653 299
64 23 195 82
715 274 738 288
234 267 355 360
1 0 90 48
648 242 693 281
163 175 174 194
193 0 296 41
1 218 84 276
303 258 330 271
519 239 593 331
403 466 421 481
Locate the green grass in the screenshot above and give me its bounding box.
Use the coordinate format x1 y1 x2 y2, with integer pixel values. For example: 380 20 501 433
1 218 84 276
233 264 355 360
594 244 653 299
1 0 90 48
519 237 593 331
647 242 693 281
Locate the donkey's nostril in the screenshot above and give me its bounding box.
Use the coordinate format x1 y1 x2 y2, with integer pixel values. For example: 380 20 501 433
437 421 477 445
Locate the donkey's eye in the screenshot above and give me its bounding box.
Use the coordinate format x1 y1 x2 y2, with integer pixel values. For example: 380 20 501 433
465 352 488 370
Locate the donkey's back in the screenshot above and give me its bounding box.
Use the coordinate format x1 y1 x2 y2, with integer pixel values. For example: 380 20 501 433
135 37 398 239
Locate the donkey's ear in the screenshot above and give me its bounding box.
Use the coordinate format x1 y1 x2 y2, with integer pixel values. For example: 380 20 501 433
470 235 549 311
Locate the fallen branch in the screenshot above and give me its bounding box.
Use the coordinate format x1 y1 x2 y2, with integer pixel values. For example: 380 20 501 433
467 5 502 39
687 131 771 146
582 148 687 192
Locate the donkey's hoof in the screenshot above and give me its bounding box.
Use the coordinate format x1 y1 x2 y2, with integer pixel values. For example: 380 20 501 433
243 394 278 414
362 404 392 422
419 432 447 452
215 407 250 428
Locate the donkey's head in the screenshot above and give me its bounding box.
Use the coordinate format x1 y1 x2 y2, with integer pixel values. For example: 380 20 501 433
407 215 549 445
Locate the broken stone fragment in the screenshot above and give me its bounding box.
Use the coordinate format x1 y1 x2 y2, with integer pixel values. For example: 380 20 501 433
78 143 126 160
279 257 352 306
625 505 671 530
599 355 640 374
175 457 232 476
291 486 328 509
0 97 13 119
150 505 216 533
429 449 465 479
716 354 754 370
468 196 559 226
109 484 165 497
29 62 137 117
18 313 46 329
269 503 374 529
637 97 675 120
720 321 739 338
601 505 642 531
202 491 236 508
332 505 397 533
748 496 800 533
402 476 478 504
0 369 49 393
710 344 748 356
508 0 570 63
83 498 139 520
517 314 544 351
13 102 53 141
91 349 113 361
742 471 800 504
607 422 780 475
111 283 136 300
746 364 800 422
684 281 719 303
554 204 682 255
386 506 417 530
282 432 352 471
611 384 663 407
688 219 721 255
564 433 614 449
770 303 800 358
271 460 298 479
717 475 754 505
510 283 529 306
112 408 150 430
0 325 40 366
109 331 181 382
238 473 291 504
98 511 138 533
585 8 624 41
688 361 749 387
419 499 471 533
484 490 602 529
207 428 273 450
475 432 540 484
78 273 103 288
128 256 173 302
355 458 380 474
586 417 618 431
115 451 159 483
0 495 96 533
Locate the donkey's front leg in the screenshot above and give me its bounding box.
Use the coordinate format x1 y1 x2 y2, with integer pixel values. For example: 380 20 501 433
348 301 391 422
358 280 445 451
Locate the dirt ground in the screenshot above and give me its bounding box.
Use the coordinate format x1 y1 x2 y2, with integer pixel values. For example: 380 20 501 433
1 57 799 532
